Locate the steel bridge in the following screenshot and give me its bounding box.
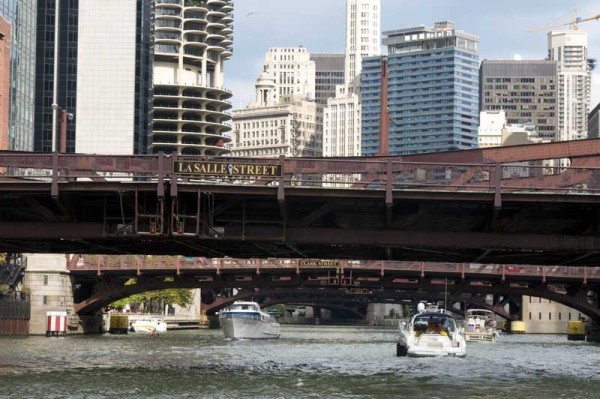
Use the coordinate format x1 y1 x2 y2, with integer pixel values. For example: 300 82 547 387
68 256 600 325
3 140 600 265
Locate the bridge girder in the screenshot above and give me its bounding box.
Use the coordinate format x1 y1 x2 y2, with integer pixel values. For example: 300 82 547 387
3 140 600 264
72 271 600 323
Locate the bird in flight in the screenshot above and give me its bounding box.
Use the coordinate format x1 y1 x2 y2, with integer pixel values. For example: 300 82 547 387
246 12 257 17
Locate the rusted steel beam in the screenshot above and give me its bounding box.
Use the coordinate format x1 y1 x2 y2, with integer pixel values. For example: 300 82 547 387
398 138 600 163
276 227 600 252
0 222 104 238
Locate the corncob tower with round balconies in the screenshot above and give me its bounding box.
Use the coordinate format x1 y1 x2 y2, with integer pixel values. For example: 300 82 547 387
151 0 233 155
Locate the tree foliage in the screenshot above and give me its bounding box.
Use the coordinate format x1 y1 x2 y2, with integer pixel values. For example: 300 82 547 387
110 287 193 313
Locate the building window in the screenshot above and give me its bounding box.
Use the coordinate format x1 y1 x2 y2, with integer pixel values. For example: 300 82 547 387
568 313 572 320
558 313 561 320
43 296 48 306
549 313 552 320
529 312 532 320
539 312 542 320
43 275 48 285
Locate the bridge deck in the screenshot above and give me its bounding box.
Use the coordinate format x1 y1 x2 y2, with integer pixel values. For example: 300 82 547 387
3 141 600 265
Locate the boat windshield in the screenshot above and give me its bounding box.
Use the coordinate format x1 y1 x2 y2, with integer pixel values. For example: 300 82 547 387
467 310 493 318
413 314 456 335
230 303 260 311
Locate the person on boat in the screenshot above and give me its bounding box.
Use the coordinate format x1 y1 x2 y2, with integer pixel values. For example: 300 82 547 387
427 322 442 334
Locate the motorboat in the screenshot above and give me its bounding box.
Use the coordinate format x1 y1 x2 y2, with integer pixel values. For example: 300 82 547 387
219 301 280 340
397 303 466 358
129 316 168 334
463 309 498 342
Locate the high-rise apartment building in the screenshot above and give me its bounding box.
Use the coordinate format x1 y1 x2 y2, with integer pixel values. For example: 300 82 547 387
150 0 234 156
0 16 10 151
322 0 380 157
361 21 479 156
0 0 36 151
344 0 381 93
548 30 590 141
479 60 558 140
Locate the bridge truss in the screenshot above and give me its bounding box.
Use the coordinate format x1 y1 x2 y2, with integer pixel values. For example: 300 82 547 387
2 140 600 264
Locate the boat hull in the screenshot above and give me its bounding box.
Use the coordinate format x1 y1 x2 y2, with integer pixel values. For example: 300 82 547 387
220 317 280 340
465 331 497 342
398 333 466 358
130 319 168 334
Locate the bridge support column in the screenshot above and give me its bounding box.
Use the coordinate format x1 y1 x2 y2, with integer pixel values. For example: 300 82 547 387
586 290 600 343
22 254 81 335
207 315 220 329
313 306 321 325
78 312 104 334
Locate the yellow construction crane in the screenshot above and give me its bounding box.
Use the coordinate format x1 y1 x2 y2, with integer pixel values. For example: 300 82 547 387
529 11 600 31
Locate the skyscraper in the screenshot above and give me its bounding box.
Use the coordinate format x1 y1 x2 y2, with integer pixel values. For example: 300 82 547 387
35 0 81 153
361 21 479 156
311 54 345 109
0 0 37 151
76 0 153 155
34 0 232 156
0 16 10 151
479 60 558 140
548 30 590 141
150 0 234 156
589 102 600 139
322 0 380 157
344 0 381 93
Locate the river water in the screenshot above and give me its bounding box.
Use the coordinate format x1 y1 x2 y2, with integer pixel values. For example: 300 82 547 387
0 326 598 399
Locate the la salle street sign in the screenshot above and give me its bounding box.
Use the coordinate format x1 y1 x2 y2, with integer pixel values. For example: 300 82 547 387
174 161 282 177
173 161 282 177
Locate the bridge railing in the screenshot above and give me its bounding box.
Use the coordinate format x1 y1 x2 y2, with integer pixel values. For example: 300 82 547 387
68 256 600 282
3 152 600 194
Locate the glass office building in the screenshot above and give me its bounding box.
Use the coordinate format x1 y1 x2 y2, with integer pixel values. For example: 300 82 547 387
35 0 152 154
0 0 36 151
34 0 79 153
361 21 479 156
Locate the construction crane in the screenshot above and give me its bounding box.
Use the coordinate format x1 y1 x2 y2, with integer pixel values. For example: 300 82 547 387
528 11 600 32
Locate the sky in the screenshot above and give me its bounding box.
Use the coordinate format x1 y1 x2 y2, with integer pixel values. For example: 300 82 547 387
226 0 600 111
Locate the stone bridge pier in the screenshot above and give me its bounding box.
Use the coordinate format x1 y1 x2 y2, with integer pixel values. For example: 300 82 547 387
587 290 600 342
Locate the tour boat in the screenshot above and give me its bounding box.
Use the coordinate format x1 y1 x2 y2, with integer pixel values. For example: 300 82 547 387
219 301 280 340
397 304 466 357
463 309 498 342
129 316 168 334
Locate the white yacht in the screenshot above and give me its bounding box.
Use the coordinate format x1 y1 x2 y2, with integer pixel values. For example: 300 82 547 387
219 301 280 340
129 316 168 334
463 309 498 342
397 304 466 358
